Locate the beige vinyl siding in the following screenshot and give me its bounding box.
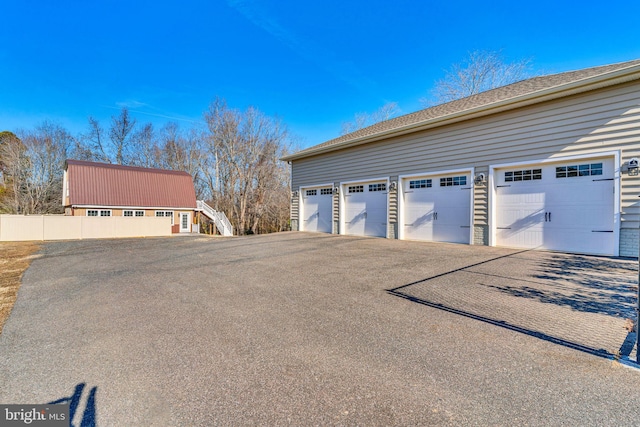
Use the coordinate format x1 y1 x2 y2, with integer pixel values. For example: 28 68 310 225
290 195 299 231
388 177 398 224
292 81 640 229
388 176 399 238
332 183 340 233
473 166 489 226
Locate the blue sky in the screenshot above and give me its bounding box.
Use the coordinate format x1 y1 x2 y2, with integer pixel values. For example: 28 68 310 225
2 0 640 149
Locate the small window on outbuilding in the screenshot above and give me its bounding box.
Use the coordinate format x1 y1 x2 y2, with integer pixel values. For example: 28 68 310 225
156 211 174 225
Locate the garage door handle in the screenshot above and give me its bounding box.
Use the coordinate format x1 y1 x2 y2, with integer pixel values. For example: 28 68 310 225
592 230 613 233
497 227 511 230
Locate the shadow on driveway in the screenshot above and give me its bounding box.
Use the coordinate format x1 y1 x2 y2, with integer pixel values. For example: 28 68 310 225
49 382 97 427
387 250 638 361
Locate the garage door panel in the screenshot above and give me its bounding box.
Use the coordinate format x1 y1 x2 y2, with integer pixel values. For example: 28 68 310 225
402 175 471 244
405 226 434 241
301 188 332 233
498 189 546 204
495 157 615 255
433 224 470 244
542 228 614 256
344 182 387 237
497 207 545 229
544 180 613 205
497 226 543 248
546 205 613 230
405 208 435 227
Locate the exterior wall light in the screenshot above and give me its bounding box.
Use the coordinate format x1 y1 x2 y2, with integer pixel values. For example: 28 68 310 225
333 186 340 195
628 158 639 176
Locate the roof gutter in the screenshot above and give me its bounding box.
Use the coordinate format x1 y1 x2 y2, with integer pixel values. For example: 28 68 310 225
282 64 640 162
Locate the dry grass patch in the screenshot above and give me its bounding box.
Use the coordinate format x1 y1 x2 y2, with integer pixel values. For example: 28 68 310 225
0 242 40 335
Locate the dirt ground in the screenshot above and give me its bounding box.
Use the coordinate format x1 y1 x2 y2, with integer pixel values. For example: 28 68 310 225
0 241 40 334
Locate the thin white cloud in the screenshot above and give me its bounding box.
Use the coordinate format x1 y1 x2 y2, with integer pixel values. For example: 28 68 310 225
115 100 149 109
101 104 203 125
226 0 378 95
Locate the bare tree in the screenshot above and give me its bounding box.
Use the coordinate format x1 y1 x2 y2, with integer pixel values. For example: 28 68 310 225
81 117 110 162
80 108 138 164
422 50 534 106
0 122 71 214
108 108 136 165
157 123 206 198
130 123 159 168
341 101 399 135
0 131 22 212
203 98 291 234
0 131 19 181
2 102 292 233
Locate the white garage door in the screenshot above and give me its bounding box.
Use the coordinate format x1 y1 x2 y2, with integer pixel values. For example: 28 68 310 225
495 158 615 255
301 187 333 233
344 182 387 237
402 174 471 244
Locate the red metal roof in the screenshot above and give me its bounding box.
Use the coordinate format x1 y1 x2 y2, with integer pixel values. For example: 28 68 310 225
65 160 197 208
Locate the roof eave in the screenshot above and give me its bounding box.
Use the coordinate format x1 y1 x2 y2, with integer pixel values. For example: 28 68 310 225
69 204 197 210
282 64 640 162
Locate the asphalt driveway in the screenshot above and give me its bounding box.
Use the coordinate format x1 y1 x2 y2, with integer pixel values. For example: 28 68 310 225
1 232 639 426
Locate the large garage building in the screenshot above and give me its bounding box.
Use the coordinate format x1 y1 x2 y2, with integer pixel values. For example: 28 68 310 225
282 59 640 257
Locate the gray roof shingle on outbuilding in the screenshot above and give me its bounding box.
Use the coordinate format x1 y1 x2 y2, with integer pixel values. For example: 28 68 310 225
65 160 197 208
283 58 640 161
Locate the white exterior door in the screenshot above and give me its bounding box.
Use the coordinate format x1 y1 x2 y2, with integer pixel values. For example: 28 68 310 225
343 182 387 237
180 212 190 232
301 187 333 233
402 174 471 244
494 157 615 255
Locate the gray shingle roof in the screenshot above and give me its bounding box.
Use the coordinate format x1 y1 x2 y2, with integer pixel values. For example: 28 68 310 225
284 59 640 161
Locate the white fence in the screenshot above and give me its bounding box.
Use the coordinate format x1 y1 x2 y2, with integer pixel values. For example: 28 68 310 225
0 215 172 242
